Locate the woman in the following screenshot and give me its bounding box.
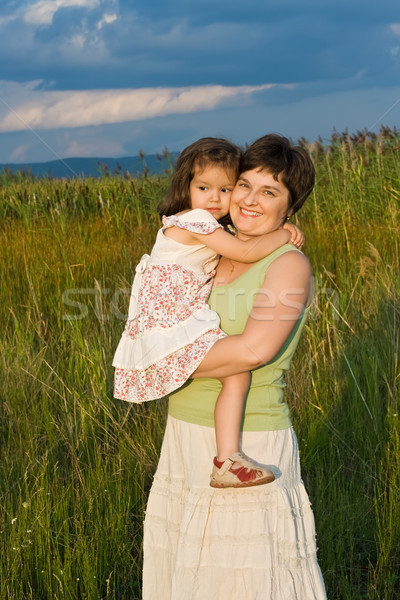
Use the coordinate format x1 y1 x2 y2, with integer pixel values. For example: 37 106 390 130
142 134 327 599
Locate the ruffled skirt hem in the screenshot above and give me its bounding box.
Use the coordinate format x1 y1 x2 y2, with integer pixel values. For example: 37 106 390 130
113 328 225 403
142 416 326 600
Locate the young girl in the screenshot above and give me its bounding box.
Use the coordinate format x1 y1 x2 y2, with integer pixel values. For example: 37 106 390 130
113 138 303 489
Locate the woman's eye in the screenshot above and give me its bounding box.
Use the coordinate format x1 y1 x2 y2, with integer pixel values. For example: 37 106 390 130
239 183 249 189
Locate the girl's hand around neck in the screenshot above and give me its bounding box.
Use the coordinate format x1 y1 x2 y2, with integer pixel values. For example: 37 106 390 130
213 255 258 286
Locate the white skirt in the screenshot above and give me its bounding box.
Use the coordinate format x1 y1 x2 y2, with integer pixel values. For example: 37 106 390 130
143 416 327 600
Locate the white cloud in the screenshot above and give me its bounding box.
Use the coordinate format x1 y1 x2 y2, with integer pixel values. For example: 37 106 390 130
23 0 100 25
0 82 277 132
69 33 86 49
97 13 118 30
0 15 18 26
9 143 33 163
389 23 400 36
63 137 124 157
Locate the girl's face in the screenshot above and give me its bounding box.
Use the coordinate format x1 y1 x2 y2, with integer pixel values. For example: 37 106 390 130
229 168 290 240
189 164 236 221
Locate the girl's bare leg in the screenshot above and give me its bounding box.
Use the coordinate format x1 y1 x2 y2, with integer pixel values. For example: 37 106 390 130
214 372 250 461
211 372 275 488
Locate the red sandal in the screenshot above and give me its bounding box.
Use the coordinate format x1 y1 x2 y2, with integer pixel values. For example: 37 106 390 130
210 452 275 489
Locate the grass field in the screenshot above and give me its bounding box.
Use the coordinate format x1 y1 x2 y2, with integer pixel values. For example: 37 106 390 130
0 129 399 599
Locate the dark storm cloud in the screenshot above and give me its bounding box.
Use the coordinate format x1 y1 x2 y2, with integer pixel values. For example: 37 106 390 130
0 0 399 89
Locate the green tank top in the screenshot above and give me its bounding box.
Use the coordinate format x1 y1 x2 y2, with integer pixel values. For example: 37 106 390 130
168 245 311 431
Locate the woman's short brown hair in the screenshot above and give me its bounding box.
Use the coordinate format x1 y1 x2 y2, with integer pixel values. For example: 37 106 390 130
240 134 315 216
158 137 242 217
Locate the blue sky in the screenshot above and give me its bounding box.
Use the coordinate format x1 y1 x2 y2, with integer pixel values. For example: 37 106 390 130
0 0 399 163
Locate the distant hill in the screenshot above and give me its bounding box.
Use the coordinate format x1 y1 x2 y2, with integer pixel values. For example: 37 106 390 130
0 153 178 179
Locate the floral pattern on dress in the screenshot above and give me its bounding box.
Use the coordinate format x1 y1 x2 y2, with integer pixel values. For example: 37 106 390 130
123 264 214 339
114 328 226 402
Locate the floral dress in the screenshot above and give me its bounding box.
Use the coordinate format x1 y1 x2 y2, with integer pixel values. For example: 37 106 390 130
112 209 226 403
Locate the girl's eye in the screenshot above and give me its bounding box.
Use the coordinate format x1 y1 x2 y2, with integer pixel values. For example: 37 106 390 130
199 186 208 191
221 187 232 193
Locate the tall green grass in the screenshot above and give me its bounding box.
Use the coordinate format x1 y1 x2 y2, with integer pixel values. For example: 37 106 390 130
1 130 399 598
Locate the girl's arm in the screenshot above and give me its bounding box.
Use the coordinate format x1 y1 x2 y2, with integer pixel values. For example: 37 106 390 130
167 224 292 263
192 251 312 378
202 227 292 263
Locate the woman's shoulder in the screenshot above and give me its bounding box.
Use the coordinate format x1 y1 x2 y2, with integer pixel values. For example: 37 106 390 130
262 247 313 304
247 245 311 278
267 246 311 273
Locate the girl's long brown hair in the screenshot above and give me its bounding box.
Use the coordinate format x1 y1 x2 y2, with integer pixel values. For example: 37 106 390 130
158 137 242 217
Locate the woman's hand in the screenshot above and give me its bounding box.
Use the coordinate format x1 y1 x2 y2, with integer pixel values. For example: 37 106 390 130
282 222 304 249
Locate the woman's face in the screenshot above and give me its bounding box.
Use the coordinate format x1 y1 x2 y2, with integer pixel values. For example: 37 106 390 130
230 168 291 240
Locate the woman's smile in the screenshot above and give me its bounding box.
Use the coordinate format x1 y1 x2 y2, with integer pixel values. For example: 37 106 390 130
239 207 263 217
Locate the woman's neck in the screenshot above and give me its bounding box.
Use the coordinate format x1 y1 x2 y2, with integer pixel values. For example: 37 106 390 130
213 255 258 286
212 228 262 285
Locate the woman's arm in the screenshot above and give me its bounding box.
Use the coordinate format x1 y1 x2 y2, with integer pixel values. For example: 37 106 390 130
192 251 312 378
